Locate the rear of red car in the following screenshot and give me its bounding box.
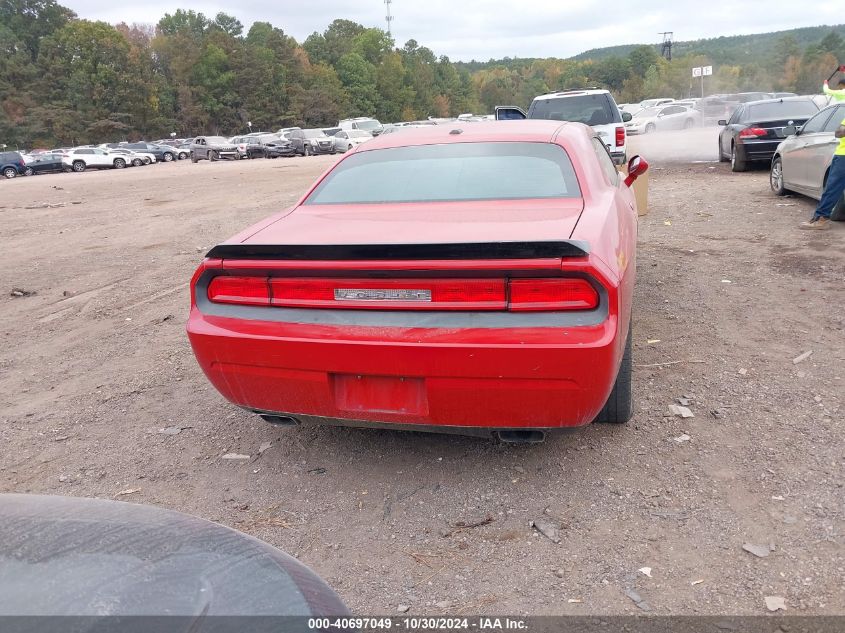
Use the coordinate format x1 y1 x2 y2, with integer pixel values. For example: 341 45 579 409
188 123 637 440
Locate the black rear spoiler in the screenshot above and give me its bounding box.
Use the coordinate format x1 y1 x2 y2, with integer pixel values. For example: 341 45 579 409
206 241 590 261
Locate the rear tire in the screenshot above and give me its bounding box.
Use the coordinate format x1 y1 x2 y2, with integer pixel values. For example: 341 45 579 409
72 161 86 173
3 167 17 178
190 152 198 163
24 167 33 177
304 145 312 156
163 152 174 162
730 144 747 172
210 150 218 162
179 152 188 160
114 158 126 169
594 324 633 425
132 158 143 167
770 156 789 196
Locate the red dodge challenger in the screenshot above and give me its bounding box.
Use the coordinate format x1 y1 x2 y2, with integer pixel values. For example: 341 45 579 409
188 120 647 442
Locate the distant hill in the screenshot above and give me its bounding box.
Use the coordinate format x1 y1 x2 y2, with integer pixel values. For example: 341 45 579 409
571 24 845 63
456 24 845 72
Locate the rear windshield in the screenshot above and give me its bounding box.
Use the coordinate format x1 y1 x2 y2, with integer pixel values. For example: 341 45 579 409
745 101 818 120
530 94 618 125
304 142 581 205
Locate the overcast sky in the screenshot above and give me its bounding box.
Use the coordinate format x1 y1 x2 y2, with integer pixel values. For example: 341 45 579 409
60 0 843 61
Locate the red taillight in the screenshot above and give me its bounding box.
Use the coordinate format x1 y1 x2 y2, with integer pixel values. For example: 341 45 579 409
615 126 625 147
207 276 269 305
509 278 599 311
206 276 599 312
739 127 767 138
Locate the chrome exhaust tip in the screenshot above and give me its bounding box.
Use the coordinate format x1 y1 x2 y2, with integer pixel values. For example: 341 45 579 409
495 430 546 444
259 414 300 426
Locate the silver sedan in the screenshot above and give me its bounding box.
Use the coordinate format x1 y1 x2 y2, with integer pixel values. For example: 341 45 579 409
332 129 373 153
770 103 845 220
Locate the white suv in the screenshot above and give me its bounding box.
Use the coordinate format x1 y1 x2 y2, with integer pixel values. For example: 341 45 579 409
339 117 384 136
495 89 631 164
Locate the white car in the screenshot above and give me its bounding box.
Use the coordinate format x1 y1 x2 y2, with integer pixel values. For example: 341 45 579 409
624 104 701 134
332 129 373 152
62 148 134 172
639 98 675 109
106 148 156 166
338 117 384 136
494 88 631 164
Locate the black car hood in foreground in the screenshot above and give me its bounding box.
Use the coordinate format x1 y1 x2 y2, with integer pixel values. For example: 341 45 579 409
0 494 349 632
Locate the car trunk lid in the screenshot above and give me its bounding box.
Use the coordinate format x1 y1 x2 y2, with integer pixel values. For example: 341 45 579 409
742 117 814 140
236 199 585 247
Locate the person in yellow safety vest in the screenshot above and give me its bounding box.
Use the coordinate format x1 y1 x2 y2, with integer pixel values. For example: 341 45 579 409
823 78 845 102
799 113 845 230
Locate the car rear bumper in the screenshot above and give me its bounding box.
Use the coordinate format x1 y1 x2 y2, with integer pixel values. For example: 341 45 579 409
610 150 627 165
737 139 781 162
187 309 622 431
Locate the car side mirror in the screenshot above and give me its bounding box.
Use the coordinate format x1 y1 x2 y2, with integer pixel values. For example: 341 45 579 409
783 125 798 137
717 120 727 126
622 112 633 122
624 155 649 187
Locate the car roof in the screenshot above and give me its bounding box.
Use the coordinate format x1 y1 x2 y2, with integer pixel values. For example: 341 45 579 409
532 88 610 100
356 120 578 152
741 96 817 106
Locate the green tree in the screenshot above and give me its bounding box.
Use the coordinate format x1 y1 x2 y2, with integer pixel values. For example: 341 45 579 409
336 52 378 116
212 12 242 37
628 45 659 77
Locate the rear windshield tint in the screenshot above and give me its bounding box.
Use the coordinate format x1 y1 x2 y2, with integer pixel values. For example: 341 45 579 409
530 94 617 125
745 101 818 120
304 142 581 205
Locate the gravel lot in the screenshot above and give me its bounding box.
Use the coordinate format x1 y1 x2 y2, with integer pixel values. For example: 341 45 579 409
1 138 843 616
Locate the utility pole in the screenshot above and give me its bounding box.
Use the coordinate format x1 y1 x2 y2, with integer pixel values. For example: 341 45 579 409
385 0 394 36
658 32 673 61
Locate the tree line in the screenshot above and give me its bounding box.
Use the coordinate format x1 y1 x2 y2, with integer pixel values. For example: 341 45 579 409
2 0 844 148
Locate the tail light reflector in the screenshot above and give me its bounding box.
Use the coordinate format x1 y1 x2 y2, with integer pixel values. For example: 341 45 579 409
206 277 599 312
615 126 625 147
207 276 269 306
739 127 767 138
509 278 599 312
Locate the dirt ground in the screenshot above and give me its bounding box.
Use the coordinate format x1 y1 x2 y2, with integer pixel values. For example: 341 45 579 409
1 137 843 616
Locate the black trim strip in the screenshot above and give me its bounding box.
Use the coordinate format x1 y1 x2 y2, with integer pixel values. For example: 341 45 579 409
206 241 589 261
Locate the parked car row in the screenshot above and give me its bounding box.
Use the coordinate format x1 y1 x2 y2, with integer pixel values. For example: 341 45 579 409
1 144 170 177
713 96 844 220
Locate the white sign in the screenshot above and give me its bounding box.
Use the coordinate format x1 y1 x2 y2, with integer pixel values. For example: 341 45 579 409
703 66 713 76
692 67 702 77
